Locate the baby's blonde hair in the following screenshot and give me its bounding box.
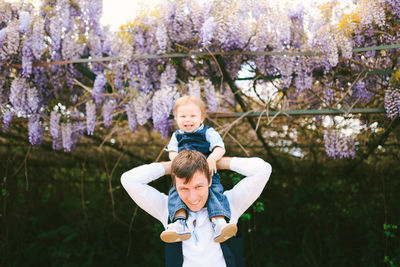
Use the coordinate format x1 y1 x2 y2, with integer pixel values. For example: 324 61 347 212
174 95 206 120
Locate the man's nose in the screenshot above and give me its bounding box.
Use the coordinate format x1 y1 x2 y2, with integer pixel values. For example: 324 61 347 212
187 190 198 202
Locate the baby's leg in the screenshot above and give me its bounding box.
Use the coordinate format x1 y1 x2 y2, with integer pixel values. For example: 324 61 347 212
207 173 237 242
161 186 191 243
167 186 188 222
207 173 231 220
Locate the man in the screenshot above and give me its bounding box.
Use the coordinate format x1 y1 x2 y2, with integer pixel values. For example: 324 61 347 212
121 150 272 267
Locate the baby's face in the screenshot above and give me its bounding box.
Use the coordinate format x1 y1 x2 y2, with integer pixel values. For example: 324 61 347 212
176 102 203 132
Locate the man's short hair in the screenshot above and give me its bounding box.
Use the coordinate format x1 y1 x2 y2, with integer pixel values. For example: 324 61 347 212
171 150 210 186
174 95 206 120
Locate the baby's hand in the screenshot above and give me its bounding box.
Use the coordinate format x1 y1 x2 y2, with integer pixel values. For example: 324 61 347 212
207 157 217 175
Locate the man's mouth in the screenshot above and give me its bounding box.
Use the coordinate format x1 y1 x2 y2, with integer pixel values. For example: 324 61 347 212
188 200 200 206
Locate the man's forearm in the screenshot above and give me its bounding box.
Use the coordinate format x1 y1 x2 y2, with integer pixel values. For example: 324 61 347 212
216 157 232 170
224 157 272 223
120 162 169 227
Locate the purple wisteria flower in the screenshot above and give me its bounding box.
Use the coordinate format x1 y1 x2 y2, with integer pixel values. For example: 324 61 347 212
22 36 33 77
0 80 5 104
323 88 334 105
62 31 79 60
160 64 177 89
88 30 102 58
327 38 339 67
33 67 47 93
2 110 13 132
294 58 313 94
152 86 179 139
31 18 45 60
385 0 400 19
49 17 62 51
6 20 20 55
27 87 39 114
113 64 124 89
103 99 116 128
52 135 63 151
353 80 370 102
156 23 168 51
384 87 400 119
126 100 138 132
87 0 103 24
92 74 107 104
74 121 85 139
18 11 30 34
203 79 217 112
353 35 365 47
273 56 295 88
28 114 43 146
86 101 96 135
188 79 201 99
200 17 216 46
324 129 355 159
0 28 6 45
133 92 152 126
9 77 28 116
50 110 61 140
57 0 70 30
102 27 113 54
61 122 73 152
85 0 103 35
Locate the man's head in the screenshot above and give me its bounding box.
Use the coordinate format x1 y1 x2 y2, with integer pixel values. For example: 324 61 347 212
174 95 206 133
171 150 211 211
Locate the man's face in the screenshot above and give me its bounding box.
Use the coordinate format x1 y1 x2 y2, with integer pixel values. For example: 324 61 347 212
175 170 211 211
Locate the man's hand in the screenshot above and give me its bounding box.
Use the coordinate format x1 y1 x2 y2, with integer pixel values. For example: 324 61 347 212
169 151 178 161
161 161 172 175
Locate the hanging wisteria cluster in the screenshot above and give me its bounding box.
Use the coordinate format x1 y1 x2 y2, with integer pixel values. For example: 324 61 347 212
323 129 356 159
0 0 400 159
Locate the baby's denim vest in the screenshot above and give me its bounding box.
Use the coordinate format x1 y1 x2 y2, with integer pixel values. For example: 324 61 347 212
175 126 211 157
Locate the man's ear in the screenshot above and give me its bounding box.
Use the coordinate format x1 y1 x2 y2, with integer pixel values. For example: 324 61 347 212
208 175 212 187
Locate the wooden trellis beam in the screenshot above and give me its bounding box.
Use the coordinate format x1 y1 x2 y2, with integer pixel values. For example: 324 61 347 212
210 108 386 118
5 44 400 68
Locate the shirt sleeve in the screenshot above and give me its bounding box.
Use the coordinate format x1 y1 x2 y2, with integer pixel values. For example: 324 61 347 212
121 163 169 228
165 132 178 152
224 157 272 224
205 127 225 151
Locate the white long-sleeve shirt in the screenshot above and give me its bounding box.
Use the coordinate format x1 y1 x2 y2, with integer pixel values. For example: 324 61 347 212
121 157 272 267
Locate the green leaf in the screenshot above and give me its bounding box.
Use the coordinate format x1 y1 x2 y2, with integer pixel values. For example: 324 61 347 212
240 213 251 221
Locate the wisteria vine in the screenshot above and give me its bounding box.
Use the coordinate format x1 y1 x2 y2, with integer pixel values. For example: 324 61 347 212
0 0 399 159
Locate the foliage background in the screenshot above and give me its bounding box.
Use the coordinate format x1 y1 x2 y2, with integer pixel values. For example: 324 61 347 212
1 119 399 267
1 0 400 266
